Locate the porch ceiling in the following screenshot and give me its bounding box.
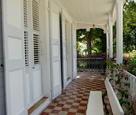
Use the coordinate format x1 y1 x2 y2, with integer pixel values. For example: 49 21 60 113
57 0 116 29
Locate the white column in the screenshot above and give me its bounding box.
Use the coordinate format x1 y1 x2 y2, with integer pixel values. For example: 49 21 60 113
106 33 109 58
109 24 113 58
116 0 123 64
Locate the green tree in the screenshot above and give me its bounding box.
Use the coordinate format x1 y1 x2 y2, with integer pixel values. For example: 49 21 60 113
123 0 136 52
113 0 136 53
76 28 106 56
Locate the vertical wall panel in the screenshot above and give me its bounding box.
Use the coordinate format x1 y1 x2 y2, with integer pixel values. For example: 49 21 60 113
7 0 22 28
9 69 25 115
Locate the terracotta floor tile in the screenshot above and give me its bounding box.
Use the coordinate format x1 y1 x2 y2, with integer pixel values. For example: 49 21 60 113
61 108 70 111
41 112 49 115
77 109 86 113
71 105 79 109
47 106 55 109
51 110 60 114
41 73 113 115
67 112 76 115
57 104 64 107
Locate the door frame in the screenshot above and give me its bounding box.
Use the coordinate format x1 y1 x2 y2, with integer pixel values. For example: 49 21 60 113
61 11 73 89
59 13 64 90
0 0 6 114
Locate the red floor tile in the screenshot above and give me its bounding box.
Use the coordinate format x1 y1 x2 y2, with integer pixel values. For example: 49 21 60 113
47 106 55 109
51 110 60 114
41 73 113 115
67 112 76 115
57 104 64 107
71 105 79 109
77 109 86 113
41 112 49 115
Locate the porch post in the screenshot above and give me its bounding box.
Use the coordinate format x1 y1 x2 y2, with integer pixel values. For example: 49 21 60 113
109 24 113 58
106 33 109 58
116 0 123 64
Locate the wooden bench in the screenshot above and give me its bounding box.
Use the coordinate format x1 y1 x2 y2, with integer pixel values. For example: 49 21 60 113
86 91 104 115
86 78 124 115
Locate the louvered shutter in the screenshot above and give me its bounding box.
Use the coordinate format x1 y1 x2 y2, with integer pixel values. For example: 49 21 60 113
33 34 40 64
32 0 39 31
24 0 29 67
24 31 29 66
24 0 28 28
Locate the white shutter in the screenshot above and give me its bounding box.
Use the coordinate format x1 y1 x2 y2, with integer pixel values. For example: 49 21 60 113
24 0 29 67
32 0 40 65
33 34 40 64
2 0 26 114
24 31 29 66
24 0 28 28
32 0 39 31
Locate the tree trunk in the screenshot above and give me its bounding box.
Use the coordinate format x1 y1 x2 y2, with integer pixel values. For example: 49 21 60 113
87 30 92 56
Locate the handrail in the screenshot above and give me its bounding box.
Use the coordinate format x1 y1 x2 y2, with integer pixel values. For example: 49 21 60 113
124 70 136 79
124 70 136 101
107 67 136 114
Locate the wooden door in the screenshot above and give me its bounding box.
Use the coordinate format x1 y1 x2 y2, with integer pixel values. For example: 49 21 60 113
62 17 68 88
49 1 62 99
24 0 42 108
2 0 27 114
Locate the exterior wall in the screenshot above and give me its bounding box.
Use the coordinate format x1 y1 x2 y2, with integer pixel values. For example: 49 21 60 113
0 0 77 114
0 1 6 114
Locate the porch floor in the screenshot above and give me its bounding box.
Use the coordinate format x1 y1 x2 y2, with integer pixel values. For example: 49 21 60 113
41 73 113 115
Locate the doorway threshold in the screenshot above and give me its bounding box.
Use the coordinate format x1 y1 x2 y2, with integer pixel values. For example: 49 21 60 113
28 97 50 115
67 77 71 81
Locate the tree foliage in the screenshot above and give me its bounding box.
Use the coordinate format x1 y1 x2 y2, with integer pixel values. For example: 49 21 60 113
77 28 106 56
123 0 136 52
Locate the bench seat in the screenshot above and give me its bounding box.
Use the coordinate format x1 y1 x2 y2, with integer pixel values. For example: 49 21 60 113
86 77 124 115
86 91 104 115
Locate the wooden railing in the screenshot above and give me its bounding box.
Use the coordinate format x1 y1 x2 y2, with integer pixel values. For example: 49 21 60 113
124 71 136 102
107 68 136 114
77 58 106 73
